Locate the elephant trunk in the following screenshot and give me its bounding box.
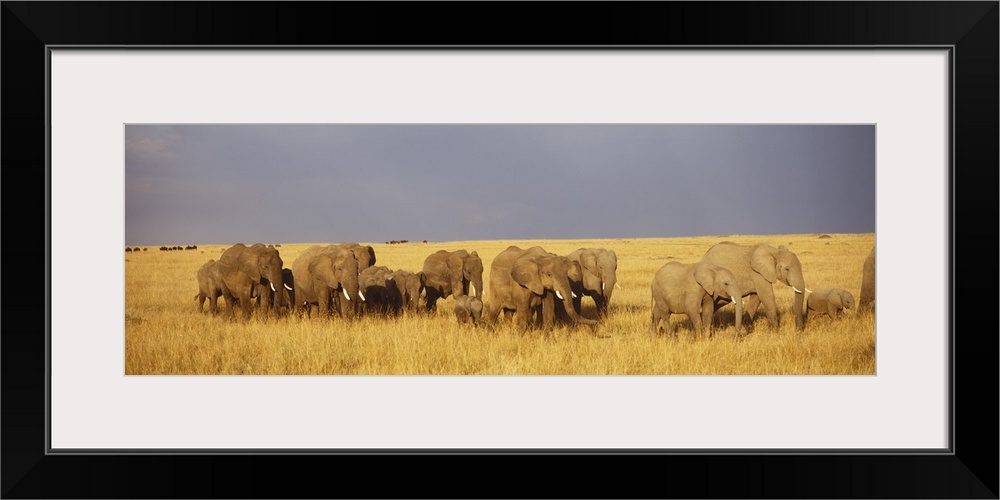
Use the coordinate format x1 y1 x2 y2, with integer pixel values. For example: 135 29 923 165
732 293 743 334
790 273 806 331
556 283 597 326
268 268 285 311
601 274 616 314
342 276 361 318
472 276 484 300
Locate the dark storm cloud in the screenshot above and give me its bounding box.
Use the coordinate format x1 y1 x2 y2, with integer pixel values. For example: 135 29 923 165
124 124 875 246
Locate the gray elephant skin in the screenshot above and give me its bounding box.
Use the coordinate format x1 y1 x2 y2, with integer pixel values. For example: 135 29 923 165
194 259 232 315
806 288 855 320
567 248 618 317
650 261 743 336
485 245 597 331
389 269 425 315
700 243 807 331
358 268 425 315
359 265 400 316
334 243 377 316
454 295 484 327
859 246 875 311
216 243 286 319
292 244 363 319
421 249 484 312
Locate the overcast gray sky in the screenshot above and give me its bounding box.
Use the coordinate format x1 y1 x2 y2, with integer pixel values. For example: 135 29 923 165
124 124 875 246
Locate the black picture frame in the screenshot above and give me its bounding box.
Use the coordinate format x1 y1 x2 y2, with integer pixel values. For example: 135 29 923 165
3 2 996 498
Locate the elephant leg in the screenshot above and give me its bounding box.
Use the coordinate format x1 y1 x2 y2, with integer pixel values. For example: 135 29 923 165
482 301 498 325
756 285 778 329
650 305 661 334
687 301 703 340
540 293 556 331
745 295 761 325
196 293 206 313
828 303 838 319
238 291 253 320
701 295 716 338
260 283 273 316
317 288 331 319
424 289 439 313
222 293 235 318
512 309 530 331
209 292 219 315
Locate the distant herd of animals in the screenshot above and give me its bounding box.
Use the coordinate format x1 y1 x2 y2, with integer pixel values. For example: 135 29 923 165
128 244 285 252
156 240 877 336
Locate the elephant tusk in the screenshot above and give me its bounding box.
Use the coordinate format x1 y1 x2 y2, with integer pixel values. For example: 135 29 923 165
470 284 476 296
806 288 813 293
731 296 738 303
358 290 366 302
284 283 293 291
555 291 564 300
343 288 351 301
792 286 804 294
602 283 605 292
615 283 622 290
572 292 577 298
270 282 276 292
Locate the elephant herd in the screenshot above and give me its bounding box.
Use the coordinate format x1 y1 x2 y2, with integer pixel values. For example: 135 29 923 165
192 241 876 337
651 242 876 337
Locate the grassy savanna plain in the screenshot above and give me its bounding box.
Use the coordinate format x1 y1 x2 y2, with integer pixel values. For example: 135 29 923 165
125 233 875 375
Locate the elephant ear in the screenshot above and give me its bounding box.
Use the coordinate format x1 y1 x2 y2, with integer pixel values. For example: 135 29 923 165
750 246 778 283
466 252 484 279
511 257 544 296
693 264 717 297
308 254 340 288
829 290 844 309
579 250 600 288
362 246 376 268
447 252 468 291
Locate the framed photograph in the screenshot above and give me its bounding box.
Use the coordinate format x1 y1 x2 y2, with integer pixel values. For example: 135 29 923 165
4 2 996 498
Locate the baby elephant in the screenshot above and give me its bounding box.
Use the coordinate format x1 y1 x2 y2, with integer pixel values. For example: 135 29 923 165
195 259 230 315
454 295 484 327
806 288 855 320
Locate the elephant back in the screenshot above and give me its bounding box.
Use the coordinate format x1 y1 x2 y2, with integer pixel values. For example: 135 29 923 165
701 243 760 293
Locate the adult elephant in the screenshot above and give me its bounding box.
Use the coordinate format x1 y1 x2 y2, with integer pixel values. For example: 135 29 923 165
217 243 286 320
566 247 619 318
484 245 597 331
421 249 484 312
291 244 363 319
858 245 875 311
700 242 808 331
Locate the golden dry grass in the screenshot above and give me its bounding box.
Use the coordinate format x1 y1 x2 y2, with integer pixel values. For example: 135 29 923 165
125 233 875 375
